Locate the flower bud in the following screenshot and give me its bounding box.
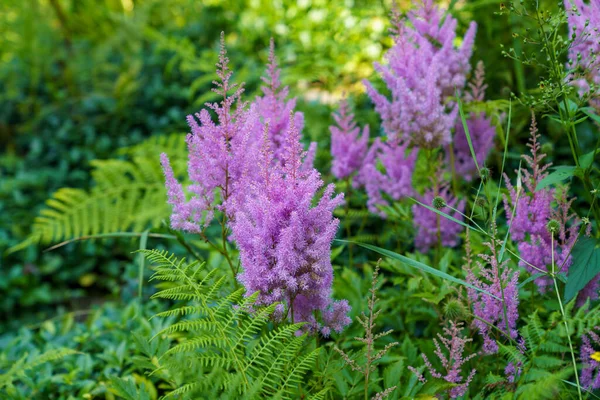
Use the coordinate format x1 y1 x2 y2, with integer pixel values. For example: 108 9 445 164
547 219 560 234
433 196 446 210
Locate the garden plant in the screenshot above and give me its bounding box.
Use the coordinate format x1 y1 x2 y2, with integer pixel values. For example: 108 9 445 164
3 0 600 399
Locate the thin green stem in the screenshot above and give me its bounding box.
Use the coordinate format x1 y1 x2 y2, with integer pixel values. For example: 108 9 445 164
551 233 583 400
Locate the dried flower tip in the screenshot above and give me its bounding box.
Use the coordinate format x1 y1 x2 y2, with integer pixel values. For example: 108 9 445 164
433 196 447 210
547 219 561 235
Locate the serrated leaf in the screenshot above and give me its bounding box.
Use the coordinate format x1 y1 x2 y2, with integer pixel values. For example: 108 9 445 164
565 237 600 302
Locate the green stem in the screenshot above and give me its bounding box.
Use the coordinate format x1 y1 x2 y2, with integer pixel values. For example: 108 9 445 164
551 234 583 400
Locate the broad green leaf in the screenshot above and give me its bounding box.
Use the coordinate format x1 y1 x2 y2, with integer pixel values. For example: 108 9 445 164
565 237 600 302
580 149 599 170
336 240 500 300
535 166 578 191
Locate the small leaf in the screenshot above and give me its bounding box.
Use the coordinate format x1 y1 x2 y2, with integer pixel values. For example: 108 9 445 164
564 237 600 302
535 166 577 191
580 149 599 170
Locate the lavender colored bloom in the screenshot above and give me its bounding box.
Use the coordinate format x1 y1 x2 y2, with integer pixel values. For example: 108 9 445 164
254 38 313 167
408 321 477 399
412 185 466 253
161 33 261 232
465 229 520 354
365 0 476 148
450 62 496 181
231 117 350 335
354 138 417 216
581 327 600 390
565 0 600 111
330 100 369 180
503 115 599 300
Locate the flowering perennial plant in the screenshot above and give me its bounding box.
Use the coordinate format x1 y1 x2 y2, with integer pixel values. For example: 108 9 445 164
409 321 477 399
503 115 598 299
330 100 369 180
565 0 600 110
412 184 465 253
451 61 496 181
465 231 520 354
581 327 600 390
231 118 351 335
161 34 261 232
254 39 307 165
354 138 417 215
365 0 476 148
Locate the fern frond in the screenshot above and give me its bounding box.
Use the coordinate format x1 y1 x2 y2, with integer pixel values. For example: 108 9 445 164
144 250 321 399
277 348 321 397
162 382 199 399
119 132 186 160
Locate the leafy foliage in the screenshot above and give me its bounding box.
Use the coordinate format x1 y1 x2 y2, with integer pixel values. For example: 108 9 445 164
10 134 187 253
139 249 322 399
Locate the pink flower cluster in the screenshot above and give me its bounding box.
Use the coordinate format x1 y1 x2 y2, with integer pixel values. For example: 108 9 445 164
231 120 351 336
329 1 496 252
465 231 520 355
162 36 350 334
581 326 600 390
565 0 600 111
409 321 477 399
503 115 598 301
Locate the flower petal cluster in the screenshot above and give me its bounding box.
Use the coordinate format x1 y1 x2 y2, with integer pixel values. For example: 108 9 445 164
503 115 598 300
354 139 417 215
581 327 600 390
409 321 477 399
330 100 369 180
565 0 600 110
161 34 260 232
412 185 465 253
450 62 496 181
364 0 476 148
465 230 520 354
231 118 350 335
254 39 308 165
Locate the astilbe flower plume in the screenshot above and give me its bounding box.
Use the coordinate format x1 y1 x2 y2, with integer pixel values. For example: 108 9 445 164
161 33 261 232
253 38 310 165
503 114 598 300
330 99 369 180
408 321 477 399
231 117 351 335
354 138 417 216
581 326 600 390
451 61 496 181
565 0 600 111
465 230 520 355
365 0 476 148
412 184 465 253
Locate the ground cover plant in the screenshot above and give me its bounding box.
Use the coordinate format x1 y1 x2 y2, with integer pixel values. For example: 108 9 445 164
4 0 600 399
